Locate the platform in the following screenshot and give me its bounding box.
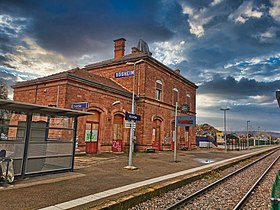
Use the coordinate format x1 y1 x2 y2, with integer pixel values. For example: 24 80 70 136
0 146 277 210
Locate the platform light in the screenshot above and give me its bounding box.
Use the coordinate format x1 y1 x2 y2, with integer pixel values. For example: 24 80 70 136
220 108 230 152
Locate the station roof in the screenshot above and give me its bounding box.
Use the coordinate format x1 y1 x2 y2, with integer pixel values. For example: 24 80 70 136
0 99 92 117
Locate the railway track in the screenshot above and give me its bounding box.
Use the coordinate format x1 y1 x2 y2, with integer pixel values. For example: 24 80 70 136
165 148 280 210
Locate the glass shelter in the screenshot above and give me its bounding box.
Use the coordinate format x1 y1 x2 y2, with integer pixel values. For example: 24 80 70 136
0 99 91 178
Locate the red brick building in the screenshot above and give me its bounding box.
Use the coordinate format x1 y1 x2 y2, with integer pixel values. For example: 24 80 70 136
12 38 197 154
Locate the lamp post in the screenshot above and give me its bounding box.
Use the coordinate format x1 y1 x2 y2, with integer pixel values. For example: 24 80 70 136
124 59 144 170
220 108 230 152
174 102 178 162
247 120 250 149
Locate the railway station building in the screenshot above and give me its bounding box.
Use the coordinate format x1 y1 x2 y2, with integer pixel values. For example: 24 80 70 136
12 38 198 154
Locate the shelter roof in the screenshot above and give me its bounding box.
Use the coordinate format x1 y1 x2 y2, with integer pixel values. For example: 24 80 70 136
0 99 91 117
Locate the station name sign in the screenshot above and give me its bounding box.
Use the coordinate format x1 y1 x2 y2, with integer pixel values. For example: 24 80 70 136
125 112 141 121
115 70 134 78
176 116 196 126
72 102 89 109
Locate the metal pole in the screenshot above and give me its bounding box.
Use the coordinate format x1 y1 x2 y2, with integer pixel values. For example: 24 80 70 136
224 110 227 152
128 63 136 168
125 59 143 170
221 108 229 152
238 129 241 150
71 116 78 172
21 112 32 178
174 102 178 162
247 120 250 149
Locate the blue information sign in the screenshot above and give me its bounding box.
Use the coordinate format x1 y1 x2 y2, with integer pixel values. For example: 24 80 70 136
115 70 134 78
125 112 141 121
72 102 88 109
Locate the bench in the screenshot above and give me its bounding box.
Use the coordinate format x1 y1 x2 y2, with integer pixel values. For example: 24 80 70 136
146 148 156 153
180 145 188 150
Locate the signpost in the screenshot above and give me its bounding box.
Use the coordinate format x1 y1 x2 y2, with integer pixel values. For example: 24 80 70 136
72 102 88 109
173 102 195 163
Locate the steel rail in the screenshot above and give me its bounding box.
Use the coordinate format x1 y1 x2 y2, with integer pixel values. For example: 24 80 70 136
233 153 280 210
165 148 279 210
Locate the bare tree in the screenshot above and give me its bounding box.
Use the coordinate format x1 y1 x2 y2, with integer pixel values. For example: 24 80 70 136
0 80 9 138
0 79 8 100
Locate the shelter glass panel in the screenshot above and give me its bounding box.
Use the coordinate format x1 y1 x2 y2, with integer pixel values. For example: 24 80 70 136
0 110 27 175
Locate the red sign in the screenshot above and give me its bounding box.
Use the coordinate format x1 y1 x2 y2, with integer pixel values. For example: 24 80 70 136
178 120 193 124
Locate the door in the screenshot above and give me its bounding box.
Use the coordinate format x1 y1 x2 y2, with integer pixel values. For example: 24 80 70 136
152 119 161 150
171 121 175 151
85 111 100 154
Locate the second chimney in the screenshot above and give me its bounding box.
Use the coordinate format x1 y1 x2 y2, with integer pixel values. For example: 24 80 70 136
114 38 126 60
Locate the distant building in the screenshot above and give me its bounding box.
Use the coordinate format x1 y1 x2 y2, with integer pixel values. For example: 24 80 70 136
216 131 224 145
12 38 197 154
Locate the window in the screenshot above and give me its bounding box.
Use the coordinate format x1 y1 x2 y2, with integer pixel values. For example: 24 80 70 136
155 80 162 101
173 88 178 105
85 111 100 142
113 114 123 140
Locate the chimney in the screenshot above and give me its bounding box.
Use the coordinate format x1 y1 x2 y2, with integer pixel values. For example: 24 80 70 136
114 38 126 60
175 69 180 74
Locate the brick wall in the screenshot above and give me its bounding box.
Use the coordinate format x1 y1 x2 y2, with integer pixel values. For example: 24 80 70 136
86 57 197 151
13 50 197 153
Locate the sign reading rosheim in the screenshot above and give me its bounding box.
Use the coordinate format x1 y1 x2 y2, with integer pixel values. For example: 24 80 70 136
115 70 134 78
176 116 196 126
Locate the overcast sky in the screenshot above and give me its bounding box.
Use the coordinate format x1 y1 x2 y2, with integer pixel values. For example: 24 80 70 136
1 0 280 132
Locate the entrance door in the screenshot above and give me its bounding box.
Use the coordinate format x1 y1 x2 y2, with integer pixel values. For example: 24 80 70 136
171 121 175 150
152 119 161 150
85 111 100 154
112 114 124 152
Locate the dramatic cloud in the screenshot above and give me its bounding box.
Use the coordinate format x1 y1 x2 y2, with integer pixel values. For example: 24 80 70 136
152 40 187 65
269 0 280 22
0 0 279 132
180 2 214 37
228 0 263 23
197 76 280 131
4 37 73 75
0 0 174 58
199 76 279 102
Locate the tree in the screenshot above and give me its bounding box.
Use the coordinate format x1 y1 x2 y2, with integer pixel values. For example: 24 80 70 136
0 80 9 137
0 79 8 99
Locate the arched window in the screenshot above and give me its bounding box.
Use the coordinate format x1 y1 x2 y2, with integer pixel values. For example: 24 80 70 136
113 114 123 141
155 80 162 101
173 88 178 105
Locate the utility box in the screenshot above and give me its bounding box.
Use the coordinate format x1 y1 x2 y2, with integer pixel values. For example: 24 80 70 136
271 170 280 210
